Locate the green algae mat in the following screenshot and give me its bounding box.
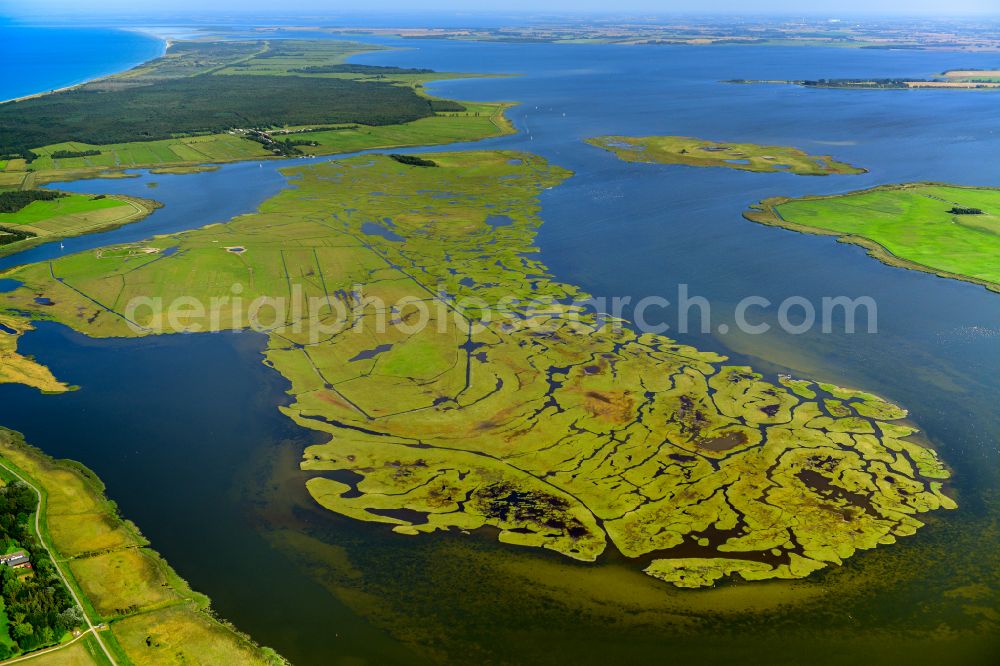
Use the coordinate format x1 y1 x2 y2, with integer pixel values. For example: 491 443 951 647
0 151 955 588
587 135 865 175
746 182 1000 293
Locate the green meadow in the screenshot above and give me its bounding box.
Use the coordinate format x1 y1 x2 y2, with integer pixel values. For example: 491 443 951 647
0 194 126 226
747 183 1000 292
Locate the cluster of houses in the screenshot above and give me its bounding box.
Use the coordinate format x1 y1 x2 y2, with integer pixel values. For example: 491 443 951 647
0 550 31 570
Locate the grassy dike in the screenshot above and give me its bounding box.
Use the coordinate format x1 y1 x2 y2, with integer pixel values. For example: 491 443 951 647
0 429 285 666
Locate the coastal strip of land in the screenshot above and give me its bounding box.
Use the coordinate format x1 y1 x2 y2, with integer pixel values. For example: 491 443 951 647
745 182 1000 293
0 429 285 665
254 20 1000 51
726 77 1000 90
0 39 515 190
586 135 865 175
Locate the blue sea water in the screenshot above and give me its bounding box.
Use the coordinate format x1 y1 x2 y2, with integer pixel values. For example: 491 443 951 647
0 22 163 102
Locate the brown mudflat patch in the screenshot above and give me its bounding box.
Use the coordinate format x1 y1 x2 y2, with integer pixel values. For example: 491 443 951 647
696 430 748 452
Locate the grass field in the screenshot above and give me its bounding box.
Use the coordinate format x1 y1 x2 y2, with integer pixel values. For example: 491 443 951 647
69 549 183 618
746 183 1000 292
0 597 16 654
0 151 956 589
110 603 276 666
26 135 272 172
587 135 866 175
0 431 285 665
289 101 514 153
1 194 126 225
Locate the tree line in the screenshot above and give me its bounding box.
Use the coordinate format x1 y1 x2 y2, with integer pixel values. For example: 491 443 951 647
49 150 101 159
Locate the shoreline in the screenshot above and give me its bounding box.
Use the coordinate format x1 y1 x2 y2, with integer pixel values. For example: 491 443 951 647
0 27 167 105
0 428 286 664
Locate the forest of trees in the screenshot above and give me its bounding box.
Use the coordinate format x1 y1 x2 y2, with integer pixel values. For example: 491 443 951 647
0 481 81 657
428 99 467 112
0 74 439 156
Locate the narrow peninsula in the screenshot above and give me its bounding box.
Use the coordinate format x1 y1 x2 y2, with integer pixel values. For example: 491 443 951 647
586 135 865 175
726 71 1000 90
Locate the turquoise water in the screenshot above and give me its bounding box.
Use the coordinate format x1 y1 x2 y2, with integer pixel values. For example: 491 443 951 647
0 33 998 665
0 22 163 102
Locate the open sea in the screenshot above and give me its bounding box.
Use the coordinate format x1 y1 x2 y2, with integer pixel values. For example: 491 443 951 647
0 21 163 102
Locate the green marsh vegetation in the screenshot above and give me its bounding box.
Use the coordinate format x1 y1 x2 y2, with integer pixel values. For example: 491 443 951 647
587 135 866 175
0 151 956 588
746 183 1000 292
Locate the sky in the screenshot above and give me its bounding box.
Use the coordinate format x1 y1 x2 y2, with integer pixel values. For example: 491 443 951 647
2 0 998 17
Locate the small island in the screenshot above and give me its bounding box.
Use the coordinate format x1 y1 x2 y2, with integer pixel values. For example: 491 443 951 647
726 72 1000 90
745 182 1000 293
586 135 865 175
